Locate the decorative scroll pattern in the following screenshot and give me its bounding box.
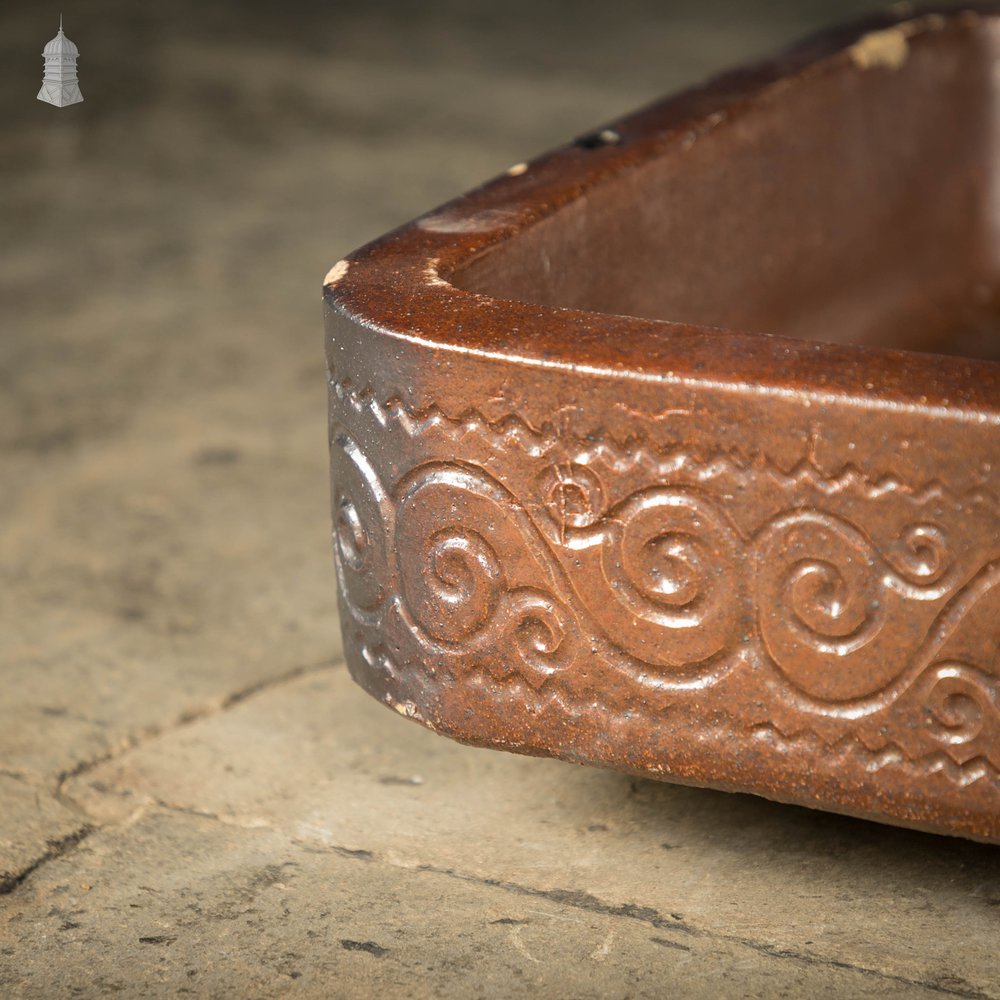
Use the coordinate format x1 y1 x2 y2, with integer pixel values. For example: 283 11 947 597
329 373 1000 786
752 658 1000 788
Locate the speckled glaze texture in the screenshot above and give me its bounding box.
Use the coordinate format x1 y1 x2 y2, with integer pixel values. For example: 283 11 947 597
325 7 1000 842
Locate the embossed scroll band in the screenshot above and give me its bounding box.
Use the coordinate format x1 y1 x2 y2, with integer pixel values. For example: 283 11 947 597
330 379 1000 793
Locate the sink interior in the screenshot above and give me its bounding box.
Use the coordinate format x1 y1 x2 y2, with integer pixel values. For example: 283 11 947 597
451 16 1000 361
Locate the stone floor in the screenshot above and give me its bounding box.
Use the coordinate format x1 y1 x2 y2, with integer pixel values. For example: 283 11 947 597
2 1 997 996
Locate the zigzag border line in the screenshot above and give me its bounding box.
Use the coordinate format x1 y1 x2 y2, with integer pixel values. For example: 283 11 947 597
751 723 1000 788
329 373 998 509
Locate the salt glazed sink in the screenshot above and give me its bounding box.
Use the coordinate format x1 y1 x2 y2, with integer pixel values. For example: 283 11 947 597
324 7 1000 843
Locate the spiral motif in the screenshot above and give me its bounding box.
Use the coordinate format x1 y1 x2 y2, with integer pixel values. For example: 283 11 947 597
757 513 884 647
408 527 502 643
782 555 880 655
394 464 573 688
395 466 505 645
607 491 736 625
885 524 953 599
595 488 743 668
754 510 902 701
922 663 999 749
330 431 394 619
895 524 948 581
501 590 574 688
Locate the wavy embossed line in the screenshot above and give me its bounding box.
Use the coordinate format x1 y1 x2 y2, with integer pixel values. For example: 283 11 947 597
561 442 750 480
332 376 560 457
751 723 1000 788
763 456 998 508
766 459 913 501
758 559 1000 720
360 644 1000 789
331 374 758 479
328 371 999 508
358 643 584 726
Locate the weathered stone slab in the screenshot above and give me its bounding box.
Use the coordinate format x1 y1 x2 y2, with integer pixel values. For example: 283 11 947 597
0 809 976 999
61 669 1000 997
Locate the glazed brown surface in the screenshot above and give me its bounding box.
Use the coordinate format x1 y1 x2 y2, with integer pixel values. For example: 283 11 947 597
325 7 1000 842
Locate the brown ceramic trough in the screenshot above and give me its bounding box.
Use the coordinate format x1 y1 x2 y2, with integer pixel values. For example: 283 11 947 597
324 7 1000 842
